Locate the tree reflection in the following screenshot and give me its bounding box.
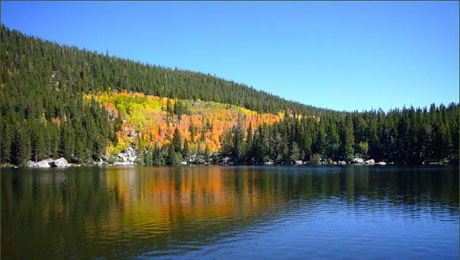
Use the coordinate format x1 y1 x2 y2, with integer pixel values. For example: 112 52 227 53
1 166 458 260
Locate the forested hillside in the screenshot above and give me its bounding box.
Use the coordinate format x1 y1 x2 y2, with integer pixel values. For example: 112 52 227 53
89 91 285 154
0 24 458 166
0 25 330 116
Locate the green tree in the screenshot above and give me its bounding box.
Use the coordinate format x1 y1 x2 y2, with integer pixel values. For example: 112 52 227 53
340 116 355 160
172 127 182 153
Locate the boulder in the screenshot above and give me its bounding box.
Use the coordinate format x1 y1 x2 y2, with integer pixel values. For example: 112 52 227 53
96 159 104 166
221 157 232 165
352 158 364 164
126 146 137 162
365 159 375 165
375 161 387 166
179 161 187 165
116 146 138 163
264 161 274 165
338 161 347 165
25 160 38 168
113 161 135 166
51 158 69 168
37 159 53 168
295 160 303 165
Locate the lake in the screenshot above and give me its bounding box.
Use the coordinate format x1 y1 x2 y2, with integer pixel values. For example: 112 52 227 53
1 166 458 259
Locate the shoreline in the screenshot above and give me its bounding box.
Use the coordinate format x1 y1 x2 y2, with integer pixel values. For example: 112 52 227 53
1 162 456 169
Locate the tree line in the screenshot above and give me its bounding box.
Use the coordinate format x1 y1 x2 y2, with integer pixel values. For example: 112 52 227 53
136 103 458 166
217 104 458 165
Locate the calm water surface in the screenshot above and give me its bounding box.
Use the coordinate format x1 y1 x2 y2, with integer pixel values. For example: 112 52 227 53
2 166 458 259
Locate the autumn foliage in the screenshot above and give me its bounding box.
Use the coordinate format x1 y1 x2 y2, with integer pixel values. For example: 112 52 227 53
87 91 283 155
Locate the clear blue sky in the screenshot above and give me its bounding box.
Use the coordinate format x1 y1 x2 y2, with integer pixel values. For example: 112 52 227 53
2 1 458 112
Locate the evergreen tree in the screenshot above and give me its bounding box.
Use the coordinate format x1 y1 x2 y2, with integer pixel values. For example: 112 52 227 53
340 116 355 160
172 127 182 153
182 139 190 161
166 145 180 165
12 127 31 165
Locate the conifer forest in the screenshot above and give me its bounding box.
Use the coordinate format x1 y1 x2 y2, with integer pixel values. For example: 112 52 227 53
1 25 458 167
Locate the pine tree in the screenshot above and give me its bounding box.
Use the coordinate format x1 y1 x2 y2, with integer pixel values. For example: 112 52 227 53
340 116 355 160
152 144 164 165
166 145 180 165
172 127 182 153
182 139 190 161
1 118 13 163
290 142 300 163
31 122 47 161
204 145 210 163
314 124 326 156
245 124 254 163
12 127 31 165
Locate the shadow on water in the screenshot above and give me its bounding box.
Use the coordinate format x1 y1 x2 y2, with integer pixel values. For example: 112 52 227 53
1 166 458 260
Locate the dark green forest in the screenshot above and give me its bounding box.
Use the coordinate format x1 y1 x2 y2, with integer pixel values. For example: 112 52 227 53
1 24 458 166
216 105 458 165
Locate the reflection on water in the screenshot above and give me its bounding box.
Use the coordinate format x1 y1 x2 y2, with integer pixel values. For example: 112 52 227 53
1 166 458 260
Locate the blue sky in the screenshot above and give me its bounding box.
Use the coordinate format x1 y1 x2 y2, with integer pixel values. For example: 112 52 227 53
2 1 458 112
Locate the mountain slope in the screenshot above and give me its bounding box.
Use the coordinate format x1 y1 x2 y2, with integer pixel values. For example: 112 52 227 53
0 24 335 116
88 91 285 155
1 24 458 166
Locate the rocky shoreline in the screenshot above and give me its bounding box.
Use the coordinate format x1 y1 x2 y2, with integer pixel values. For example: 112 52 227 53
24 157 70 168
13 155 391 168
1 146 453 168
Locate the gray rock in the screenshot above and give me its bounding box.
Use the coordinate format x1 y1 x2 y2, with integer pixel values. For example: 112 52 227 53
352 158 364 164
113 161 135 166
221 156 232 165
37 159 53 168
338 160 347 165
51 158 69 168
116 146 138 163
96 158 104 166
25 160 38 168
365 159 375 165
295 160 303 165
375 161 387 166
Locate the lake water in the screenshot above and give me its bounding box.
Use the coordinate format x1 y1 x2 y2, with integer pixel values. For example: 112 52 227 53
1 166 458 260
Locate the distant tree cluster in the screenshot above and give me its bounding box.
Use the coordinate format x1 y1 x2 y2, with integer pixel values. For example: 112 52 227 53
217 105 459 165
139 126 215 166
137 103 459 166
